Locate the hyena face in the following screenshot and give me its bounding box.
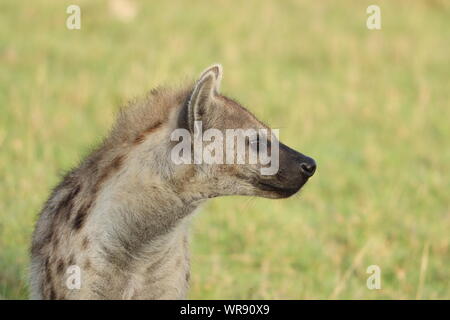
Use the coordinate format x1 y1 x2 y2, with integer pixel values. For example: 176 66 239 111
170 65 316 199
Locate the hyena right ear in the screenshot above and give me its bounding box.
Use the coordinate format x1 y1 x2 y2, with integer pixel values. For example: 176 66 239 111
180 64 223 133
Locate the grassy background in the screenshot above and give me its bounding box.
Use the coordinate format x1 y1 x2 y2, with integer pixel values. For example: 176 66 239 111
0 0 449 299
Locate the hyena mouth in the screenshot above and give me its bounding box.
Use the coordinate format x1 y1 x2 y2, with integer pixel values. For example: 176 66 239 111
257 181 305 198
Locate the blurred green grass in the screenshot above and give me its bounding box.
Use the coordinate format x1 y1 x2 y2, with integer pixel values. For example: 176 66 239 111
0 0 449 299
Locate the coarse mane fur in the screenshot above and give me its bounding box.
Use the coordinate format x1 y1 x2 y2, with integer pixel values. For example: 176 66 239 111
30 64 316 300
107 84 193 147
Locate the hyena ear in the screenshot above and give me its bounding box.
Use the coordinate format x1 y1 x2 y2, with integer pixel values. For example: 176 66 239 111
183 64 223 133
198 64 222 92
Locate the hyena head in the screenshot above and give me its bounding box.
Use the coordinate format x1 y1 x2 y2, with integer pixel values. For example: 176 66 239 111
165 64 316 200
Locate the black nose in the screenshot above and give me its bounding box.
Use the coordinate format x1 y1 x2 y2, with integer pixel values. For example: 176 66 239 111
300 157 316 177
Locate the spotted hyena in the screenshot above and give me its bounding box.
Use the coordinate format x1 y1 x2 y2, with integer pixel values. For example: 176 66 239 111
30 64 316 299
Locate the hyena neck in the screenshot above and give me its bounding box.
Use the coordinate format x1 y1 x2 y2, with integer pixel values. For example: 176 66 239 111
31 85 202 299
71 138 203 297
91 177 202 265
81 145 200 257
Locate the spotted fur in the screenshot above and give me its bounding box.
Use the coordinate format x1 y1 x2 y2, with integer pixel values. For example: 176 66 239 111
30 64 316 299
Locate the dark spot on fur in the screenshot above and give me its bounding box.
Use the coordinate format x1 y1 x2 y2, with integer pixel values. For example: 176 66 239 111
50 229 64 253
31 231 52 256
177 95 191 132
68 254 75 266
49 286 56 300
31 174 82 258
52 234 59 248
133 122 162 144
82 236 89 250
45 271 51 285
92 155 125 193
111 154 125 170
84 259 91 269
197 107 205 117
133 134 146 144
72 211 87 231
57 259 65 275
66 183 81 206
72 197 94 231
44 256 50 269
57 182 81 221
72 155 125 232
43 261 55 300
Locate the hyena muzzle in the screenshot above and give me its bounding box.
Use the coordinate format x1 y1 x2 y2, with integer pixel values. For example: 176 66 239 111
30 64 316 299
